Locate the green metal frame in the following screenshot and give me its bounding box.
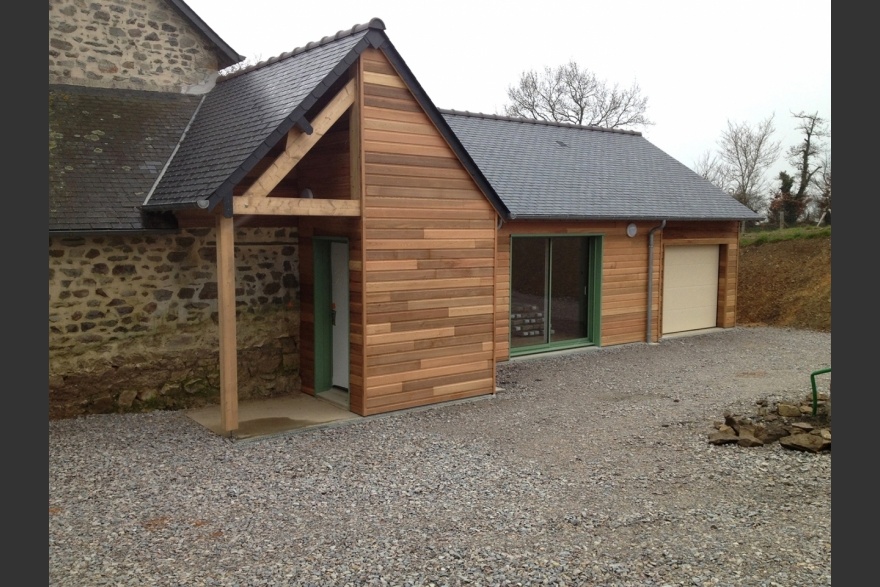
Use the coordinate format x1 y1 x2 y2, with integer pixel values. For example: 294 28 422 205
810 367 831 416
508 234 603 357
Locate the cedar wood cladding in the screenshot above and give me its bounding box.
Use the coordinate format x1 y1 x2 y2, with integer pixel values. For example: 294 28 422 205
494 219 741 360
295 83 364 412
360 49 498 415
661 220 740 333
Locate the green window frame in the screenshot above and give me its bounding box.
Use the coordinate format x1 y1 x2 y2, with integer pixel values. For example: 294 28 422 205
509 234 602 356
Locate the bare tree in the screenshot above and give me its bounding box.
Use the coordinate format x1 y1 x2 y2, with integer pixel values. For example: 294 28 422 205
504 61 652 130
787 110 830 220
693 150 732 193
812 151 831 225
714 115 782 212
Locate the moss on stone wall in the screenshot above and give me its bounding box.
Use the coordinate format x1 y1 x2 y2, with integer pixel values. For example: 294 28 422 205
49 228 302 419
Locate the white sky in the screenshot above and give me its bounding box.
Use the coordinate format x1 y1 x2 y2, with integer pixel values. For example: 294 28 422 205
186 0 831 182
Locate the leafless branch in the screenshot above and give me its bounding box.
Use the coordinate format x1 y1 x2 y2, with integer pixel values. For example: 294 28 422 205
788 110 830 200
716 115 781 212
504 61 652 130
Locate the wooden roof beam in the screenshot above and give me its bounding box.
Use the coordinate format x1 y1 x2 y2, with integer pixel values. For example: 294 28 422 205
243 78 356 199
233 196 360 216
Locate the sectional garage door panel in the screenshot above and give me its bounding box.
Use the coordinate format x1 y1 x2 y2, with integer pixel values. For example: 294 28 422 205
662 245 720 334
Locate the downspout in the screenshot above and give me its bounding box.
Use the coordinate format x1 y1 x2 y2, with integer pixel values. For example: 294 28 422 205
494 213 504 390
646 220 667 344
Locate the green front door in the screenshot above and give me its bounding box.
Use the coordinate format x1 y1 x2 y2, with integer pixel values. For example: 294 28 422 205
314 240 332 392
313 238 350 393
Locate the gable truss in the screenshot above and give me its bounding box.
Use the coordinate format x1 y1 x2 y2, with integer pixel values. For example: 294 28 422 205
233 78 360 216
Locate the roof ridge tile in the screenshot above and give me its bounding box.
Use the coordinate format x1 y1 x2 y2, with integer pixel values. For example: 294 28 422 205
439 108 642 136
219 18 385 81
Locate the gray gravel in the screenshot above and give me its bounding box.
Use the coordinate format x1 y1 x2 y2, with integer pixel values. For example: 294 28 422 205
50 326 831 586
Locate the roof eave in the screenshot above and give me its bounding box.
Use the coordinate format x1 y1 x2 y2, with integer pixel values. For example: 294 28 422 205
168 0 244 68
49 227 181 237
507 214 762 222
203 36 378 216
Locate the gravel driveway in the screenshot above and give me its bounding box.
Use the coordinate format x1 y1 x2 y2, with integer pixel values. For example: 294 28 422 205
49 326 831 586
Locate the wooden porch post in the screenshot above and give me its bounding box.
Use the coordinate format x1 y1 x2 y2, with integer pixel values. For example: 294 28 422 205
216 214 238 433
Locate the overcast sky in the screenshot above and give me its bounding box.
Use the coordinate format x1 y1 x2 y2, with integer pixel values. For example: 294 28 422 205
185 0 831 183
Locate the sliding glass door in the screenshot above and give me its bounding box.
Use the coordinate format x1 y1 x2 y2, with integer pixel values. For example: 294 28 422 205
510 235 601 354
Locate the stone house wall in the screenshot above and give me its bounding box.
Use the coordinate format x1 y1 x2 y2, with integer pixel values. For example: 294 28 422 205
49 227 302 418
49 0 225 94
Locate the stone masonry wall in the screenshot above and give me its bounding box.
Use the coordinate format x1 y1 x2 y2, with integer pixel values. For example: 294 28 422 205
49 0 223 94
49 227 301 419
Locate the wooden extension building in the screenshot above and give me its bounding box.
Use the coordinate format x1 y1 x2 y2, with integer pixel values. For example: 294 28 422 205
49 6 759 430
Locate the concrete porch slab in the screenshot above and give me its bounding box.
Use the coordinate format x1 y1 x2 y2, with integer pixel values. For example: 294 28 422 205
186 392 361 441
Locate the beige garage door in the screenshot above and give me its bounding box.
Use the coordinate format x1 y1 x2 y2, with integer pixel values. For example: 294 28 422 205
662 245 719 334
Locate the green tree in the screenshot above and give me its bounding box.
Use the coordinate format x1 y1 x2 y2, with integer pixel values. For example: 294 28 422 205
769 171 804 227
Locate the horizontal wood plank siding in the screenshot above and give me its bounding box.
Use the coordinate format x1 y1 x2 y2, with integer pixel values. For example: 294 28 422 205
360 48 497 415
496 220 741 357
297 127 352 200
495 236 510 362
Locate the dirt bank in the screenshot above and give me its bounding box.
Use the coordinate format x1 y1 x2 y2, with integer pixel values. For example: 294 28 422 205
737 235 831 332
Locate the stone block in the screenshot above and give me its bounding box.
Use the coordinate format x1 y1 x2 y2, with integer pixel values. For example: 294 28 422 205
117 389 138 408
777 404 801 417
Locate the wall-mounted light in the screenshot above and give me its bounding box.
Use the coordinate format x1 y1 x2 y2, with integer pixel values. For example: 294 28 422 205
626 223 638 237
300 188 314 199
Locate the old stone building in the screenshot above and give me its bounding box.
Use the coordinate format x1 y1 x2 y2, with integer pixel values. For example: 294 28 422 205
49 0 237 93
48 0 303 418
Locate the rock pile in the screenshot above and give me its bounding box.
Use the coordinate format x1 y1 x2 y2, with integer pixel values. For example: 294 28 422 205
708 392 831 452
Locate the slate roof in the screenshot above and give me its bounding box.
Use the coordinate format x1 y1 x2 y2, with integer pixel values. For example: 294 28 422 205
49 85 202 233
53 12 757 231
143 18 510 218
441 110 761 221
143 20 386 212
